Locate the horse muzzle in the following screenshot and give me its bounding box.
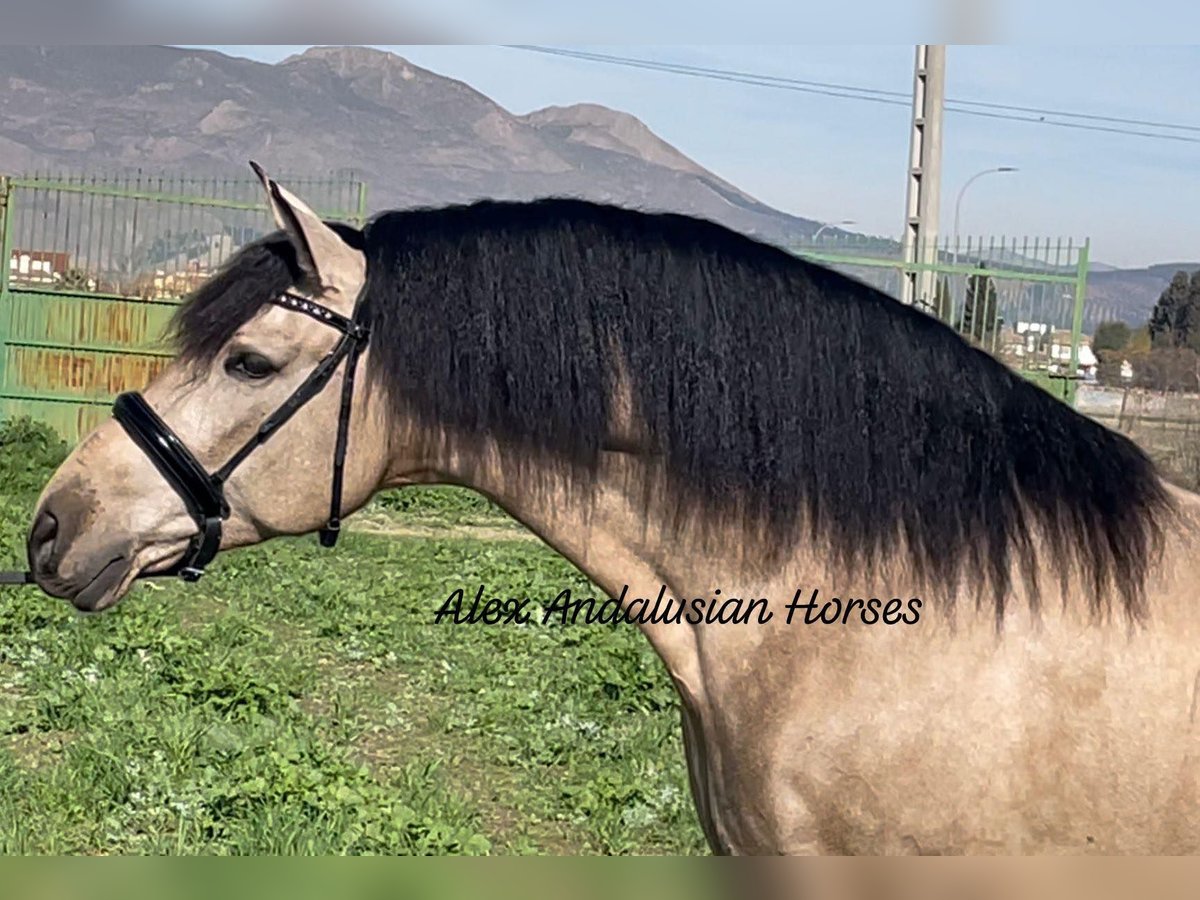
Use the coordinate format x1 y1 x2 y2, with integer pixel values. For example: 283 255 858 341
26 501 135 611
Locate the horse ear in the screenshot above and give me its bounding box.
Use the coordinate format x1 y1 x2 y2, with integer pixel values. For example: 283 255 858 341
249 161 362 295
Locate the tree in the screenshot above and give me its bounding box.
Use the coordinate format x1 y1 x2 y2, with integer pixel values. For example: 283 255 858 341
959 264 1000 347
1127 325 1152 353
1148 271 1194 348
1092 320 1131 352
1189 271 1200 354
1128 346 1200 393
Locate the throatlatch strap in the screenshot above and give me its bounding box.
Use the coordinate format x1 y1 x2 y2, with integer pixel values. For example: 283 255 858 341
319 334 367 548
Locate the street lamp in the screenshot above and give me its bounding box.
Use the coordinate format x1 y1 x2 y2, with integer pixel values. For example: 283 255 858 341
952 167 1017 267
812 219 856 242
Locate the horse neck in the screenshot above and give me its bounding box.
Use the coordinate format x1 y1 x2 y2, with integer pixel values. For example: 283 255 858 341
434 445 678 587
381 421 1200 638
406 437 836 610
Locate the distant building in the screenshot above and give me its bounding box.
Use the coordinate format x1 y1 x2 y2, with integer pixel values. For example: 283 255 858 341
1048 336 1097 376
8 250 70 283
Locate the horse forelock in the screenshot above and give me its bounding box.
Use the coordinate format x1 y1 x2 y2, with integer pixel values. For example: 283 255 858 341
169 222 365 365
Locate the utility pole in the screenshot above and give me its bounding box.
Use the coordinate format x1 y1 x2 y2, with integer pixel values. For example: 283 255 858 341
900 44 946 308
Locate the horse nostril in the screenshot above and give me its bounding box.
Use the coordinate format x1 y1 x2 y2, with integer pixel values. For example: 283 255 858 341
29 508 59 571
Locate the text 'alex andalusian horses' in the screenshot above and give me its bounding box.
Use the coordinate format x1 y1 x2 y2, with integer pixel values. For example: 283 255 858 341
25 165 1200 854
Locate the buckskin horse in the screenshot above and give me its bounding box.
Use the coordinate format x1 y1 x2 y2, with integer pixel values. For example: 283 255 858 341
22 165 1200 855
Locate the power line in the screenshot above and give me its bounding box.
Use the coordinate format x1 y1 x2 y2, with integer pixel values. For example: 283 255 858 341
511 45 911 100
507 45 914 109
506 45 1200 145
513 45 1200 134
945 96 1200 134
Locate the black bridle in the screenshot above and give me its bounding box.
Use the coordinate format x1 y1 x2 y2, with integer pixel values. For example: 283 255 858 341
115 290 371 581
113 290 370 581
0 290 371 589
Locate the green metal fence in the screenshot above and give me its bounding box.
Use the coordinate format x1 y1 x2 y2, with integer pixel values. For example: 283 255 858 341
0 171 367 443
1 171 1090 445
790 233 1091 405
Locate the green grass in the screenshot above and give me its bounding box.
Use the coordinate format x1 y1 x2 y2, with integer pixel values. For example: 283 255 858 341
0 418 706 855
371 485 507 525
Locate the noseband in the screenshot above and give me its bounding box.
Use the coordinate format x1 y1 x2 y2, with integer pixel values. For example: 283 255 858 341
111 290 370 582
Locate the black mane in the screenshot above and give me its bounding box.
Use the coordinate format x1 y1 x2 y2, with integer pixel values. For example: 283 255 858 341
172 198 1170 621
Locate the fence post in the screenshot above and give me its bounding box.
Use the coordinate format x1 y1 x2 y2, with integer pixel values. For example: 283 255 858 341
355 179 369 229
0 174 10 296
1067 239 1090 406
0 174 10 401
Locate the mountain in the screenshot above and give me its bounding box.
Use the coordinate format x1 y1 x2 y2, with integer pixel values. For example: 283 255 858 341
1085 262 1200 331
0 43 1188 328
0 44 822 244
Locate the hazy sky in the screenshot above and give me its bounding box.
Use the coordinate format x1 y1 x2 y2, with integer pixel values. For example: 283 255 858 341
203 45 1200 269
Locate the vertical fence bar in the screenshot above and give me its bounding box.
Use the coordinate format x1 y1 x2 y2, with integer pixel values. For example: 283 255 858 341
172 174 186 280
66 173 80 272
35 183 48 282
1069 239 1078 326
1067 239 1090 407
130 169 143 286
0 175 11 296
93 173 108 289
355 178 368 228
83 173 97 281
202 176 215 274
0 175 13 399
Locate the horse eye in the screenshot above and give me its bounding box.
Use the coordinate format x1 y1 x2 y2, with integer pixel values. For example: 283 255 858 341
224 351 278 381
